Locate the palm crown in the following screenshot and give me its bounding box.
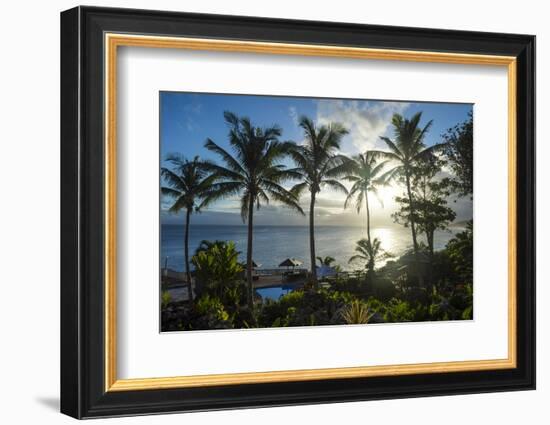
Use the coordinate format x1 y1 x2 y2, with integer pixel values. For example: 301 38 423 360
161 154 218 301
289 116 351 197
374 112 439 181
161 154 217 213
316 256 336 267
348 237 391 272
289 116 350 282
344 151 387 243
204 111 304 307
204 111 303 220
371 112 445 259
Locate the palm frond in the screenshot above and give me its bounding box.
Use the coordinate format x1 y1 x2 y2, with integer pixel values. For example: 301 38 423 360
204 138 247 176
298 116 317 145
290 181 309 198
370 160 389 178
370 149 402 163
344 181 362 210
167 195 190 214
415 119 434 146
323 154 354 178
161 187 182 198
377 166 403 185
264 188 305 215
370 186 384 208
322 179 349 195
354 189 364 213
378 137 404 159
262 125 283 141
348 254 367 264
223 110 240 127
412 142 448 162
196 181 244 211
160 167 188 192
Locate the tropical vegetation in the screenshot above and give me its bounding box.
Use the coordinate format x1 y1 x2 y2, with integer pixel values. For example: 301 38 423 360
201 111 304 307
161 154 218 302
160 109 474 331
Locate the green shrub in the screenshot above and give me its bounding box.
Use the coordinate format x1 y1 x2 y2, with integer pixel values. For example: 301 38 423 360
161 290 172 309
329 276 365 296
445 221 473 284
380 298 429 323
461 305 473 320
371 277 397 301
258 288 353 328
192 241 244 298
193 294 233 329
341 300 373 324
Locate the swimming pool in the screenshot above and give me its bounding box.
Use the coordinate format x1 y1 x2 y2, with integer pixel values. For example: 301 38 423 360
256 285 295 301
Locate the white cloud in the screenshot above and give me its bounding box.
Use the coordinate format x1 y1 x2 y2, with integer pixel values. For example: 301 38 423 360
288 106 299 126
315 100 409 155
179 101 203 131
183 102 202 114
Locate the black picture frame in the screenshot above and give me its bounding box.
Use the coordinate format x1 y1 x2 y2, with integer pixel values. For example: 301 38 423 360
61 5 536 419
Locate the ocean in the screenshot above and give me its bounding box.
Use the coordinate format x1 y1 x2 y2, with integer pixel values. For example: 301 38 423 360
160 224 461 272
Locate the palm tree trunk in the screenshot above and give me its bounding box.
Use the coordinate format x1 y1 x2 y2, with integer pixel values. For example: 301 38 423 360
184 207 193 303
309 191 317 284
405 171 423 287
426 228 435 298
405 172 419 254
365 190 372 244
246 196 254 308
427 230 434 258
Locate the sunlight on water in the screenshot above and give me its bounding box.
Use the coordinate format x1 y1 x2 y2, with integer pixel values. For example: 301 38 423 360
371 227 398 254
161 224 458 272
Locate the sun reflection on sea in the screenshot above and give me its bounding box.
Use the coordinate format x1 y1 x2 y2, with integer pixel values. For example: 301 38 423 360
371 227 399 255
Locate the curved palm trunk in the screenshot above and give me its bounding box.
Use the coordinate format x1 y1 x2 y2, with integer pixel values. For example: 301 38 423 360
309 191 317 284
364 190 372 244
246 196 254 308
184 207 193 303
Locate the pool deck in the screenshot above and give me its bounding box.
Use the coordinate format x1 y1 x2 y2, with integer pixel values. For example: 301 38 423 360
163 268 308 301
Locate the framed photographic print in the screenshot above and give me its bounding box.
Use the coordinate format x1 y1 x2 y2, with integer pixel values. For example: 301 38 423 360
60 6 535 419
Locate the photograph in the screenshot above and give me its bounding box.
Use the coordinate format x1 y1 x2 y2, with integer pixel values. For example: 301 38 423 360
159 92 474 332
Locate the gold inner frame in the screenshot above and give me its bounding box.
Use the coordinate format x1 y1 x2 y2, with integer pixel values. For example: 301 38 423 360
104 33 517 392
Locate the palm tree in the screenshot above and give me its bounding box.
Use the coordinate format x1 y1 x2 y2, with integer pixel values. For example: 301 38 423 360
372 112 443 259
204 111 304 308
344 151 387 244
161 154 217 302
289 116 350 283
316 255 336 267
348 238 391 273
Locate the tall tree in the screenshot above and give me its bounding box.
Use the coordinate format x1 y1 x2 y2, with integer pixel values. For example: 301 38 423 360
344 151 387 244
289 116 350 284
392 155 456 258
204 111 304 308
161 154 217 302
372 112 444 262
441 112 473 198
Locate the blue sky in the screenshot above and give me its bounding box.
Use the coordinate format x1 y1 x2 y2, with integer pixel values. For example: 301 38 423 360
160 91 472 226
